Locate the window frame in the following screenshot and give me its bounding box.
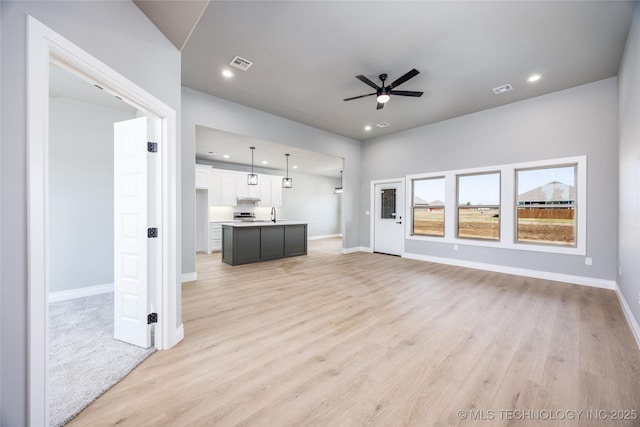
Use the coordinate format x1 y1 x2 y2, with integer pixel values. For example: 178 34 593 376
514 163 578 248
411 176 446 237
456 171 501 241
405 155 586 255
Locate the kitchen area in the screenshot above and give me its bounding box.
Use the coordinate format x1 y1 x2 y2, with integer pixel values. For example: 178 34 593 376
196 159 342 265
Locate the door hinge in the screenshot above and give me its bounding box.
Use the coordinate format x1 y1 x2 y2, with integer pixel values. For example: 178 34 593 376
147 312 158 324
147 227 158 238
147 141 158 153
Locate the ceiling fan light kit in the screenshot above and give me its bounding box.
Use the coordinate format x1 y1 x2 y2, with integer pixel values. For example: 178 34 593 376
344 69 423 110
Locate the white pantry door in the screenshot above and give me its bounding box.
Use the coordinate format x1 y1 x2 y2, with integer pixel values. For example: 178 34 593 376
374 181 404 256
114 117 153 348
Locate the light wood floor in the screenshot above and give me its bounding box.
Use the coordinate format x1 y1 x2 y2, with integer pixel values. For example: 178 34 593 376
70 238 640 426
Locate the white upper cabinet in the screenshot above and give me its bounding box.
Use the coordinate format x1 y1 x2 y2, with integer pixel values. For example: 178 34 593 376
234 173 260 199
196 164 283 207
209 169 236 206
259 175 273 206
271 177 283 207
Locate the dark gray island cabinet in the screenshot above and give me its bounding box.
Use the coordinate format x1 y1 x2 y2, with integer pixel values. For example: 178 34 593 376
221 221 308 265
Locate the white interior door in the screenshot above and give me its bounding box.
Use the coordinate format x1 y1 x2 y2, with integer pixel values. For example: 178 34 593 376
114 117 152 348
374 181 404 256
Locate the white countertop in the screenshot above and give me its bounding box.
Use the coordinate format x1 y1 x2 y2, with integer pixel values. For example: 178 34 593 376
220 220 307 227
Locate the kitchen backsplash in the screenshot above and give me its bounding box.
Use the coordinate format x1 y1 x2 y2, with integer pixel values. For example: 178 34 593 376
209 206 274 221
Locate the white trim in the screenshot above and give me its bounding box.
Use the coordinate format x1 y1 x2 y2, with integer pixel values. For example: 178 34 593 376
181 272 198 283
405 155 587 256
403 252 615 290
49 283 113 303
614 283 640 350
370 178 406 255
27 16 180 426
175 324 185 343
308 234 342 241
342 246 370 254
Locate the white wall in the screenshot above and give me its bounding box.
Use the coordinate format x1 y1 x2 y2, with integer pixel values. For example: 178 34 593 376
618 3 640 333
361 78 618 283
182 87 361 277
0 2 181 424
278 171 342 237
49 97 137 293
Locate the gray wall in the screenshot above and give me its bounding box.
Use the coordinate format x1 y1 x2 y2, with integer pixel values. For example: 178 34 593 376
182 87 361 276
618 3 640 330
49 97 136 293
361 78 618 281
0 1 181 424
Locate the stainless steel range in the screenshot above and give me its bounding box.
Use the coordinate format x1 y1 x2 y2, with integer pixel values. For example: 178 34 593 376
233 212 255 220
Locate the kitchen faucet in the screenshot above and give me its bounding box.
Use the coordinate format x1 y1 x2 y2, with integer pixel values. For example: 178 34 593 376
271 206 277 223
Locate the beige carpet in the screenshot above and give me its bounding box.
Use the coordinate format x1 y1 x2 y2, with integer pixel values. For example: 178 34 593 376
48 293 155 426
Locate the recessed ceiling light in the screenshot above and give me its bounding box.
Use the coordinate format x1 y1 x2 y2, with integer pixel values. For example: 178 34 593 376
261 160 268 165
364 125 372 131
223 154 230 159
222 69 233 78
527 74 541 83
292 165 298 169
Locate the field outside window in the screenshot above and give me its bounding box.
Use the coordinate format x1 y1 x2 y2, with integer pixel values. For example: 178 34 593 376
412 177 445 236
516 165 576 246
457 172 500 240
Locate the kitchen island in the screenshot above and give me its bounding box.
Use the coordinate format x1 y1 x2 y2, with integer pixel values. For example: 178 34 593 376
221 221 307 265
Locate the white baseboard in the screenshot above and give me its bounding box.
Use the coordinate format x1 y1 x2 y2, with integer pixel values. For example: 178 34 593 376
614 283 640 351
174 323 185 346
402 252 615 290
308 234 342 241
49 282 113 303
343 246 371 254
181 272 197 283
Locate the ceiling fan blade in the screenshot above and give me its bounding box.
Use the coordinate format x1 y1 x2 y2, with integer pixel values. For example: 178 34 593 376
356 75 380 89
388 69 420 89
376 102 384 110
389 90 424 97
343 93 376 101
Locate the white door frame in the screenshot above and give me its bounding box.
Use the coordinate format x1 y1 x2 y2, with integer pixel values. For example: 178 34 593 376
369 178 406 255
27 16 181 426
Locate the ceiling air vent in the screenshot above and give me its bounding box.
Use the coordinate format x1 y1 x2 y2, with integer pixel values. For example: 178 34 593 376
492 84 513 94
229 56 253 71
376 121 390 128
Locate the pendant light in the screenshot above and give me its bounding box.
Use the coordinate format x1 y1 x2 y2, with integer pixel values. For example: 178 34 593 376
247 146 258 185
282 153 292 188
334 170 343 194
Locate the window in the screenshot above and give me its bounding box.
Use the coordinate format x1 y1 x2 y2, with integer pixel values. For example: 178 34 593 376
406 155 585 255
516 165 576 246
412 177 445 236
457 172 500 240
380 188 397 219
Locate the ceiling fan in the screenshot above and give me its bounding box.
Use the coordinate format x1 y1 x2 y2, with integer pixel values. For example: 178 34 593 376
343 68 423 110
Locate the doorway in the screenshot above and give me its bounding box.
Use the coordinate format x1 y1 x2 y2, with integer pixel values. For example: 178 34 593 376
372 180 405 256
27 17 180 426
